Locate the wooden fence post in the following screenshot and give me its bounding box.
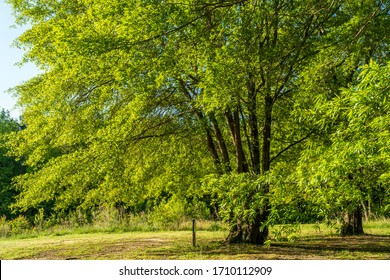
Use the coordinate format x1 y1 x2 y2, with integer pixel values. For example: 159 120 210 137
192 219 196 247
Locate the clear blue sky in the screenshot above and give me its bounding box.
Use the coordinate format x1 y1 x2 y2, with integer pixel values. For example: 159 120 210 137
0 1 39 119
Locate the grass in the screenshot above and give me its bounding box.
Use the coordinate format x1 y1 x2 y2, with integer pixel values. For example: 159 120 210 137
0 218 228 239
0 219 389 260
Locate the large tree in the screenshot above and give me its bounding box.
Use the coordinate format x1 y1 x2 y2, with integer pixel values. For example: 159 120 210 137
7 0 390 243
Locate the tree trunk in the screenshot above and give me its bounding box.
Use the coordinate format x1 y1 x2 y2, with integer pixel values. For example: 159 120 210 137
227 214 267 244
226 95 272 245
243 82 265 244
257 95 273 243
226 203 269 244
262 95 272 174
225 109 236 148
233 105 248 173
179 79 222 172
247 78 260 174
341 206 364 235
209 113 231 173
361 200 369 222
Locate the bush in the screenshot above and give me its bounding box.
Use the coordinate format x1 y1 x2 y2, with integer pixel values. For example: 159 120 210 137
0 216 10 237
9 215 31 234
149 196 187 229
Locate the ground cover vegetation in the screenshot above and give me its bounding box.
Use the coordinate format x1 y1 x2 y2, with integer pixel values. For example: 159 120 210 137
1 0 390 247
1 220 390 259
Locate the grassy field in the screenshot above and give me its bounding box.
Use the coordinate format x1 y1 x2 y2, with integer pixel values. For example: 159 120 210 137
1 220 389 260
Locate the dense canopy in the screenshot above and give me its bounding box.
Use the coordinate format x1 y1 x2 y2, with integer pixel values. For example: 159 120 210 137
5 0 390 243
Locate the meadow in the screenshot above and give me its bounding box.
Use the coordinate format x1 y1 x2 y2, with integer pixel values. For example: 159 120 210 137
1 219 389 260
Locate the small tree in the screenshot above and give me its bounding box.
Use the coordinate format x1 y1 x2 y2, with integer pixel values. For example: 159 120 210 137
295 61 390 235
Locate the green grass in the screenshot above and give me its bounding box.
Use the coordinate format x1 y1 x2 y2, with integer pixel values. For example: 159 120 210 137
363 218 390 235
0 218 228 239
1 220 389 260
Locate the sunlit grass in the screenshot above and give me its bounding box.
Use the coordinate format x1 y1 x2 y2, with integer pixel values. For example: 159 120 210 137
0 219 389 260
363 218 390 235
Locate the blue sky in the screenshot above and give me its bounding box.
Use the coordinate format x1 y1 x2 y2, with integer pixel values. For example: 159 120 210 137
0 1 39 119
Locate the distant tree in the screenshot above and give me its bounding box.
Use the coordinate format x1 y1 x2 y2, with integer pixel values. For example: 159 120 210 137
0 109 24 219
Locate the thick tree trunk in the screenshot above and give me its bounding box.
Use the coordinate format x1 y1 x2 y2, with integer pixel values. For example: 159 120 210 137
243 83 265 244
226 95 272 245
226 219 243 243
226 209 269 244
341 206 364 235
247 212 267 244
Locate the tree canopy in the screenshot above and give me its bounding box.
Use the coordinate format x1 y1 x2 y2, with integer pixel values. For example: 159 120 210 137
6 0 390 243
293 61 390 234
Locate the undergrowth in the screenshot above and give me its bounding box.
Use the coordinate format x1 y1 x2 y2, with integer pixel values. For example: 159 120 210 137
1 207 389 240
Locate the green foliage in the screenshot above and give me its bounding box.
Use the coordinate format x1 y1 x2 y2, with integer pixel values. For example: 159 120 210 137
0 216 11 238
293 61 390 225
203 173 268 227
33 208 45 230
148 196 187 229
8 215 31 234
0 109 25 219
272 224 301 242
4 0 390 242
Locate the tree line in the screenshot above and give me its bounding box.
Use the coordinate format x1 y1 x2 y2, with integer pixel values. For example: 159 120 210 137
1 0 390 244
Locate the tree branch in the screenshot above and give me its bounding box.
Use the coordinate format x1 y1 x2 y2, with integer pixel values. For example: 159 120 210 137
270 131 313 164
123 1 248 49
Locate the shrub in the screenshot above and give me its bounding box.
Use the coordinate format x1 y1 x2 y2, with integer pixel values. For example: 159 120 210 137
0 216 10 237
149 196 187 229
9 215 31 234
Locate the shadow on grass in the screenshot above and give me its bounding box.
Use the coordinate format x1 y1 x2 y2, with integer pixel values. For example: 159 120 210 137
151 234 390 260
269 235 390 257
10 232 390 260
